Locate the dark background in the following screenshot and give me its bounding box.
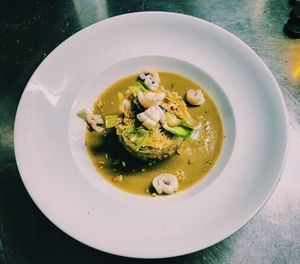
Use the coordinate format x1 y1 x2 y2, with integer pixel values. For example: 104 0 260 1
0 0 300 263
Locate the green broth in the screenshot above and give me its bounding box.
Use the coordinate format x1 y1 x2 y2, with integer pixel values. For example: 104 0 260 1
85 72 224 196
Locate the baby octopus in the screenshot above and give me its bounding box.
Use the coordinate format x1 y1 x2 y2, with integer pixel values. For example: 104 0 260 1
186 89 205 106
137 105 165 130
77 109 104 133
152 173 179 195
139 69 161 91
137 90 165 109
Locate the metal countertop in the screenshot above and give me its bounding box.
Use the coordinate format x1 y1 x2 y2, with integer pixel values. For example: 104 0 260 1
0 0 299 263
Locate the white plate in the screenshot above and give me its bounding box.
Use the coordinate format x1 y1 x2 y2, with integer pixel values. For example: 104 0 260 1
14 12 288 258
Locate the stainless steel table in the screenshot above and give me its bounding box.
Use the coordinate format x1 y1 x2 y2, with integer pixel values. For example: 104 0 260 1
1 0 299 263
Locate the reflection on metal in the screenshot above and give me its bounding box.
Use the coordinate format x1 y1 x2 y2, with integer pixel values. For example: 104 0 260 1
253 0 267 20
72 0 108 27
293 65 300 79
1 0 300 262
291 44 300 81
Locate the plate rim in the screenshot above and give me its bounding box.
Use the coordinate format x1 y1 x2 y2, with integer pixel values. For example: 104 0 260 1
14 11 289 258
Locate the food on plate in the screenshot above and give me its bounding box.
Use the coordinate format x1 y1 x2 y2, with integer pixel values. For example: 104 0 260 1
77 109 105 133
186 89 205 106
78 70 224 196
114 70 194 161
152 173 178 195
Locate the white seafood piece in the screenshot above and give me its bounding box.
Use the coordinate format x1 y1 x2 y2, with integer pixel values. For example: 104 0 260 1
152 173 179 195
137 90 165 109
137 105 165 130
139 69 160 91
77 109 104 133
139 68 160 81
142 119 157 130
119 99 131 113
186 89 205 105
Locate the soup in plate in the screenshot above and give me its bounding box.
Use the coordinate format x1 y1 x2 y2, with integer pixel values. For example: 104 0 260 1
78 70 224 196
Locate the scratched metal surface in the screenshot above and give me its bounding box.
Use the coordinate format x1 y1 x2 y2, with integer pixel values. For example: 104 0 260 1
0 0 300 263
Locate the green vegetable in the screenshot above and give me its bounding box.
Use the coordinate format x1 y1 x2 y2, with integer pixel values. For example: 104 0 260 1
132 98 143 111
158 105 168 113
76 109 88 120
104 115 119 128
129 128 149 150
127 82 148 97
165 112 181 127
180 119 194 129
165 112 194 129
136 81 149 91
162 123 193 139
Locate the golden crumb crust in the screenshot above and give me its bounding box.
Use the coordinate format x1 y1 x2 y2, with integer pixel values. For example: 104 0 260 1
115 86 192 161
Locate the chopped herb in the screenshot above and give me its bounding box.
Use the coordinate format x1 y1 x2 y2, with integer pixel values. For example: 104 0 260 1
104 115 119 128
137 80 149 90
159 105 168 112
112 159 121 165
